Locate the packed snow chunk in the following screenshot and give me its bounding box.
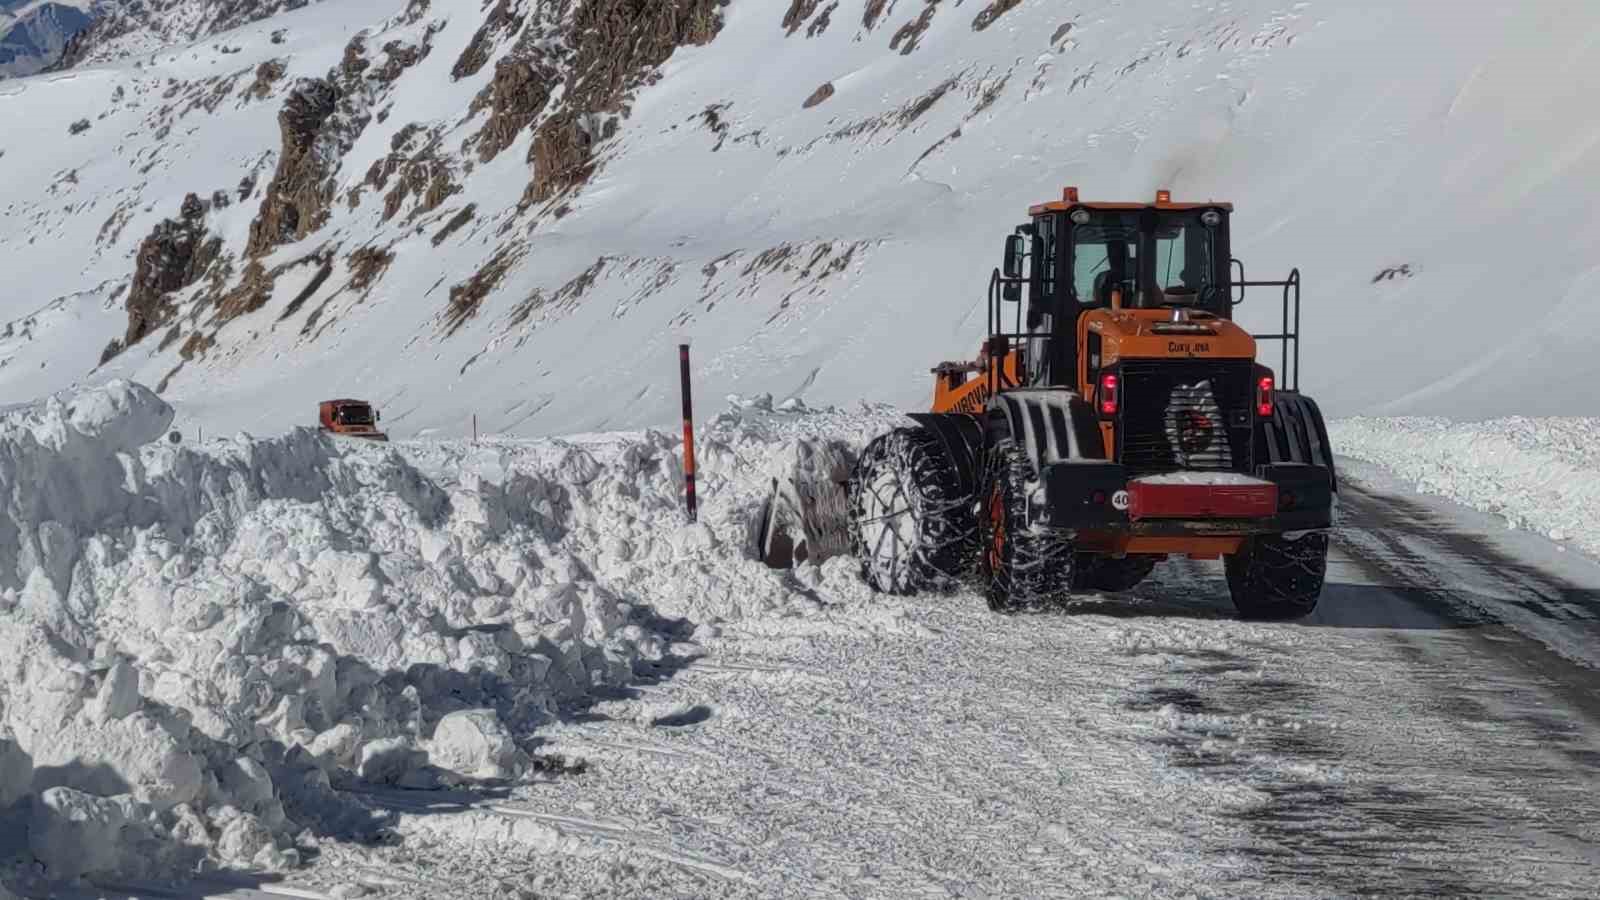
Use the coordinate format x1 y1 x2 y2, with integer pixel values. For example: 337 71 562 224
1134 472 1273 486
358 738 428 786
62 379 173 448
88 659 141 723
30 710 205 812
307 723 363 770
213 805 297 871
0 380 173 595
673 522 721 556
551 447 603 486
218 757 286 830
429 709 523 780
0 726 31 809
29 788 163 880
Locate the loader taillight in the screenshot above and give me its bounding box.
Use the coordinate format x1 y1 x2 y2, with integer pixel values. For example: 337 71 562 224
1100 373 1119 416
1256 375 1274 417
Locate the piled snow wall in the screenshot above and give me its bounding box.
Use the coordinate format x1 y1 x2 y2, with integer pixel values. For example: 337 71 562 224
0 380 701 883
1329 417 1600 559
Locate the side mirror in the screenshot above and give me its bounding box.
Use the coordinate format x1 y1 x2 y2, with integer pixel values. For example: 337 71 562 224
1002 235 1026 279
1001 281 1021 303
376 411 381 422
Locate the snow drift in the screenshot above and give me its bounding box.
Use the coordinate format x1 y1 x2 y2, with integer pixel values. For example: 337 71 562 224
0 379 909 884
1330 416 1600 559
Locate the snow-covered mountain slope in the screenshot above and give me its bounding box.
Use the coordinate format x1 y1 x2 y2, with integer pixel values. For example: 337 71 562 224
3 0 1599 439
47 0 327 72
0 0 96 77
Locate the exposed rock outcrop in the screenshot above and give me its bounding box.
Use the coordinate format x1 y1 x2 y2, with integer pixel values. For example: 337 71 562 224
471 57 555 163
445 244 524 335
862 0 893 31
451 0 524 80
524 110 598 206
432 205 476 247
521 0 727 207
783 0 823 34
50 0 333 73
108 193 225 360
803 82 836 109
247 59 287 101
973 0 1022 31
783 0 837 37
245 77 340 256
890 2 938 54
246 32 435 256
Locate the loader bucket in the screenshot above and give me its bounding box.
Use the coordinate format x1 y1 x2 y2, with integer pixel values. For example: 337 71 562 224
754 439 855 568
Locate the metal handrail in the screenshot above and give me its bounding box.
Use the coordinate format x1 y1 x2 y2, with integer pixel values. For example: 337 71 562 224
1237 267 1302 392
987 268 1031 397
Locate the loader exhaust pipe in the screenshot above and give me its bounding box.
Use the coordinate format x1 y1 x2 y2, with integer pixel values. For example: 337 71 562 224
680 343 698 524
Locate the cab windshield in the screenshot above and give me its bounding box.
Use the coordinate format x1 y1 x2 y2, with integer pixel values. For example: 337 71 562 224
1070 209 1224 312
336 405 374 425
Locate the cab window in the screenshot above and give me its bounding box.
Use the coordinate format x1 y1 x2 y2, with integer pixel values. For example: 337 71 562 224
1072 226 1138 307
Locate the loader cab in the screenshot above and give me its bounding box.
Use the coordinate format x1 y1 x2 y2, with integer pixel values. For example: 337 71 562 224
1004 188 1235 388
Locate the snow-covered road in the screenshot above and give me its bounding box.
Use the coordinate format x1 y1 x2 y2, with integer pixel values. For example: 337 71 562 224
6 388 1597 898
103 461 1600 900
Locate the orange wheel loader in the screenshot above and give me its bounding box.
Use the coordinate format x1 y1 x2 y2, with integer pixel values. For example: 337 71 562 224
764 188 1337 619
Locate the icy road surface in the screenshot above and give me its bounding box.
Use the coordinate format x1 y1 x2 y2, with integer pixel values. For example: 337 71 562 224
87 462 1600 900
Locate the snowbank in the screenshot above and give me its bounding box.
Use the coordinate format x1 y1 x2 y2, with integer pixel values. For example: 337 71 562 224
402 393 907 625
0 381 907 888
1328 417 1600 557
0 381 707 884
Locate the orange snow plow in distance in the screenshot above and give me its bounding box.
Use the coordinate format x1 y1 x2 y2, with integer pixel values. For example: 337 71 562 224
319 399 388 441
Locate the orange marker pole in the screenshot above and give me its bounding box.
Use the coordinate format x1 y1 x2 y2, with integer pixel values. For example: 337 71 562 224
679 343 697 524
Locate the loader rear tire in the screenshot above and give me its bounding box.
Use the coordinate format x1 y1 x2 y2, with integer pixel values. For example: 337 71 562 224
1225 532 1328 620
848 428 974 594
981 439 1074 612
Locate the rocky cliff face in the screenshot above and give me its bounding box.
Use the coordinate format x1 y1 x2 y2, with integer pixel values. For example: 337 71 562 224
455 0 726 209
102 0 730 358
107 193 225 362
5 0 1135 433
0 0 97 77
49 0 323 71
21 0 1003 387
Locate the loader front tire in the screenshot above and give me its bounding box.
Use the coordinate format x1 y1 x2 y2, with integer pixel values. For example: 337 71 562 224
980 439 1074 612
848 428 974 594
1225 532 1328 620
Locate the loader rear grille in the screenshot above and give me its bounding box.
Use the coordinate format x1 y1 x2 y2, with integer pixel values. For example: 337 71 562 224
1117 360 1254 477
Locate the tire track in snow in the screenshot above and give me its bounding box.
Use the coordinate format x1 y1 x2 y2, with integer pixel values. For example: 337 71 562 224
355 780 756 886
1184 477 1600 895
1068 479 1600 896
178 471 1600 898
